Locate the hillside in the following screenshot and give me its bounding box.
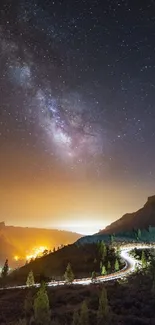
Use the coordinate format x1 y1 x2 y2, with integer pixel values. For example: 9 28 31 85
1 271 155 325
1 241 124 287
0 223 82 267
100 195 155 234
3 243 99 285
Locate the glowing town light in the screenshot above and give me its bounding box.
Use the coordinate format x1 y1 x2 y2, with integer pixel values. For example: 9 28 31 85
26 246 48 261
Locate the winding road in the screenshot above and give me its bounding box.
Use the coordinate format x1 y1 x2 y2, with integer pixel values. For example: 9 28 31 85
1 243 153 290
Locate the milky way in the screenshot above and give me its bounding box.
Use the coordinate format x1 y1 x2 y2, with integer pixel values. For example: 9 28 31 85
1 0 155 181
0 26 105 172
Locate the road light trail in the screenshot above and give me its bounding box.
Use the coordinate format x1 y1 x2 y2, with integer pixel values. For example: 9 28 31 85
0 243 153 290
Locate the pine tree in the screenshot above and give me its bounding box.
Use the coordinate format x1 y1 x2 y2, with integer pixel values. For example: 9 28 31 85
1 259 9 277
104 245 107 258
101 265 107 275
64 263 74 283
107 261 111 273
135 263 139 273
79 301 89 325
100 261 102 272
137 229 141 240
141 251 147 268
33 282 51 325
72 310 79 325
114 259 119 272
149 225 152 233
91 271 97 282
116 245 120 257
110 234 114 243
97 288 109 325
99 241 107 260
26 270 35 286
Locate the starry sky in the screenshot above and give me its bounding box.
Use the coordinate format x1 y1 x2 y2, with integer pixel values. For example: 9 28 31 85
0 0 155 235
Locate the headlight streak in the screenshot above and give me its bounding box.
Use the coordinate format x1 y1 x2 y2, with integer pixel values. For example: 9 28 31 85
0 243 153 290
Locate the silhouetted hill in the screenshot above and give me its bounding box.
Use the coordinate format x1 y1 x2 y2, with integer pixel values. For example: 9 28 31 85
3 241 123 286
100 195 155 234
0 223 82 266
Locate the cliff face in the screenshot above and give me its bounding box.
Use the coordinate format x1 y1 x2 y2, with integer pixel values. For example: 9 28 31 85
100 196 155 234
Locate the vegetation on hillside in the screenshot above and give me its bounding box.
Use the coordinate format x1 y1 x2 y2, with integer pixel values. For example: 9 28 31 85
0 245 155 324
0 242 124 286
1 254 155 325
77 227 155 245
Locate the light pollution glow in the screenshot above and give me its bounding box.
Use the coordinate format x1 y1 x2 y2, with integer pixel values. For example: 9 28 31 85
57 221 105 235
1 180 152 235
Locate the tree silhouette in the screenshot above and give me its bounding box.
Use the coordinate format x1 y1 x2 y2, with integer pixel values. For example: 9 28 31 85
137 229 141 240
116 245 120 257
141 250 147 268
91 271 97 282
100 260 102 272
64 263 74 283
79 301 89 325
107 261 111 273
1 259 9 278
33 282 51 325
101 265 107 275
99 241 107 260
43 249 49 256
26 270 35 286
114 259 119 272
110 233 115 245
149 225 152 233
72 310 79 325
97 288 109 325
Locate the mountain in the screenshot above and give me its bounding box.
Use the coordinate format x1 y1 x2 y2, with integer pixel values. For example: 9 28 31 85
4 195 155 286
0 222 82 266
100 195 155 234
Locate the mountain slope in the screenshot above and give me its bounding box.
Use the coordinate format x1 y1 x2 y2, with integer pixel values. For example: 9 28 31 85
2 243 100 286
100 195 155 234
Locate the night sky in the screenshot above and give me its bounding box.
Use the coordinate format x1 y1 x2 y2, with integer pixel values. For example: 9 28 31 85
0 0 155 234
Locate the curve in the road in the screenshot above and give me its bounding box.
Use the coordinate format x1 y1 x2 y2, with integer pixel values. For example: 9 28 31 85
1 243 154 290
